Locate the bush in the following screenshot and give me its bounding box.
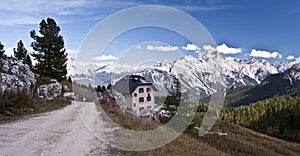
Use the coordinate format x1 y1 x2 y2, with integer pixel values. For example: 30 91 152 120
0 89 71 121
0 90 32 116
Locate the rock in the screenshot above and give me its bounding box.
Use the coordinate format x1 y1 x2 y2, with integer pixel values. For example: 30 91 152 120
62 85 70 92
37 79 62 99
0 57 36 94
37 85 48 98
49 79 58 83
63 92 75 99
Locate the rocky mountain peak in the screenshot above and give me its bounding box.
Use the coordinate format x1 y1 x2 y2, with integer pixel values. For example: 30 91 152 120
284 63 300 84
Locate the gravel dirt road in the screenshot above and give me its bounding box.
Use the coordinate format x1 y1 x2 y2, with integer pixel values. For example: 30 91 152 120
0 102 112 156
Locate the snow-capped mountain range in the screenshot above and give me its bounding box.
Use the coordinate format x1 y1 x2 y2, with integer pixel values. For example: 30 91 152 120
137 51 278 97
68 51 299 98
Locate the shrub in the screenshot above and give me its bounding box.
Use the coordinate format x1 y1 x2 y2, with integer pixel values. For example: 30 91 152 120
0 90 32 116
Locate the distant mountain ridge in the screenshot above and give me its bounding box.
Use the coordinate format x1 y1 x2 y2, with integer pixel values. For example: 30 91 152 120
275 57 300 72
69 52 299 99
220 62 300 107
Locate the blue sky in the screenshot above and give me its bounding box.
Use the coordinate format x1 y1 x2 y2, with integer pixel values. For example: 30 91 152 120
0 0 299 63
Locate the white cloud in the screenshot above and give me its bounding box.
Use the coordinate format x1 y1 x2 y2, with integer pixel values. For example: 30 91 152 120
216 43 242 54
146 45 155 50
91 54 118 61
146 45 178 52
250 49 282 59
287 55 295 60
182 43 201 51
66 49 79 54
0 0 231 26
0 0 87 25
203 44 242 54
135 45 142 49
203 45 216 52
0 0 141 25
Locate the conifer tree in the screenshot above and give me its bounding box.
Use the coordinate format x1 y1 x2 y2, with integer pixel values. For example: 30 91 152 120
26 55 32 70
172 77 182 101
0 42 5 56
166 77 181 107
14 40 27 61
13 40 32 69
107 83 112 90
68 76 72 83
164 77 182 119
95 85 102 92
30 18 68 81
101 86 106 93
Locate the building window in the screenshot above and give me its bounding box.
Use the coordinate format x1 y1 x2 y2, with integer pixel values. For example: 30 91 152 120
139 88 144 93
146 87 151 92
147 96 151 101
134 93 137 97
139 97 144 102
134 103 136 107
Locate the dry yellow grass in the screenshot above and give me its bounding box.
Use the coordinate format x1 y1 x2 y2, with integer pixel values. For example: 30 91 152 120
99 101 300 156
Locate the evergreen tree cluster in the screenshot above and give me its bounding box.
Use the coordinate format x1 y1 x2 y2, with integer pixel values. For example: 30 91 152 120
95 84 112 93
221 96 300 142
1 17 68 82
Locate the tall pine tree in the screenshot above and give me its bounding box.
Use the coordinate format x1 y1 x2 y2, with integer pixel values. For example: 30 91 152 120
30 18 68 81
172 77 182 101
0 42 5 56
165 77 182 113
14 40 27 61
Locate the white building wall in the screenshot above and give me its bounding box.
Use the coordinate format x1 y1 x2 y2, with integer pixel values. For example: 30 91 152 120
131 85 155 116
123 93 133 109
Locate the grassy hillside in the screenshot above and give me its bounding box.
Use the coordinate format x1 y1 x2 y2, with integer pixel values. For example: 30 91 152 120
99 100 300 156
197 72 300 144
